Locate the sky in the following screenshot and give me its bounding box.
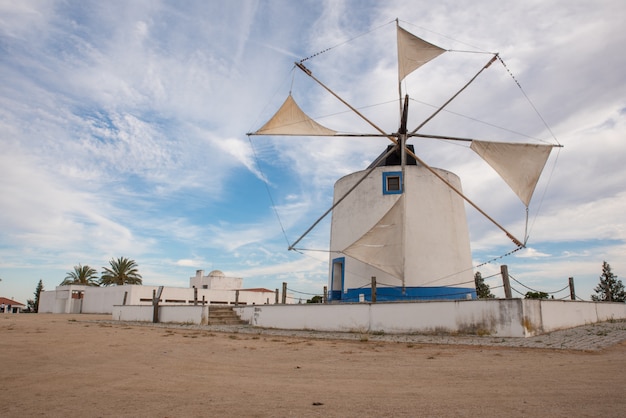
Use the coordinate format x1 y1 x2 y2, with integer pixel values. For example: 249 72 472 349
1 0 625 305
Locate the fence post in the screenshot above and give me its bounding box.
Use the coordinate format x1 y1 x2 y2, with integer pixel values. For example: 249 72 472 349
371 276 377 303
153 286 164 323
568 277 576 301
193 287 198 306
275 289 279 304
323 286 328 303
282 282 287 304
501 265 512 299
235 289 240 306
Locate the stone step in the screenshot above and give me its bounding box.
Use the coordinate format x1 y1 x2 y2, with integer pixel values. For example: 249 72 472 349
207 305 247 325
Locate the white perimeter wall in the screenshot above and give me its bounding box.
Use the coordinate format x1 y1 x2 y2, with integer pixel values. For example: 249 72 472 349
113 305 208 324
235 299 626 337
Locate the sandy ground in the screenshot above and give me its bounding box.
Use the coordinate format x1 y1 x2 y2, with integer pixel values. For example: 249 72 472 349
1 314 625 417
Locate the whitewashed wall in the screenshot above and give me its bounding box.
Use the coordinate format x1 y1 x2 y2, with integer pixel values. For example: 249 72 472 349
235 299 626 337
82 286 129 313
536 300 626 332
112 305 208 324
38 289 61 313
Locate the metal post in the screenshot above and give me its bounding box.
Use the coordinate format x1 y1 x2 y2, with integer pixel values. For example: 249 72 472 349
282 282 287 304
275 289 279 304
501 265 512 299
323 286 328 304
568 277 576 301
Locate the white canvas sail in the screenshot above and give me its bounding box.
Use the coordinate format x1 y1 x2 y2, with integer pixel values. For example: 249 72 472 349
397 25 446 82
470 140 553 207
251 94 337 136
343 196 404 279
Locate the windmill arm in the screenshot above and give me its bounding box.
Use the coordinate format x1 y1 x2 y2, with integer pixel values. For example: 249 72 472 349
408 133 565 147
247 132 395 137
408 133 474 142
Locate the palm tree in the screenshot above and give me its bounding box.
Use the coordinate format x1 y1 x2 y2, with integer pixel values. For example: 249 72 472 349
61 264 100 286
100 257 143 286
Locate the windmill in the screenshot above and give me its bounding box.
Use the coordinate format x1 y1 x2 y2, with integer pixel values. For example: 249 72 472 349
248 20 560 302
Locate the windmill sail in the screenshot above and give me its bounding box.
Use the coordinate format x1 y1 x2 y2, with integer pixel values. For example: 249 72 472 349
343 196 404 280
250 94 337 136
397 25 446 81
470 140 553 207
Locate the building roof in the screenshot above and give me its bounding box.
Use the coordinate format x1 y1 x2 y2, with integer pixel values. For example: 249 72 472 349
0 297 25 306
240 288 275 293
367 144 418 168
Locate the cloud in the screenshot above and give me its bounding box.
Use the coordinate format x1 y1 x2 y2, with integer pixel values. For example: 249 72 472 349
175 259 204 267
516 247 551 259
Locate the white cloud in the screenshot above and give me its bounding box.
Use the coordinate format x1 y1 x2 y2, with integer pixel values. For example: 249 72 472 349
516 247 551 259
175 259 204 268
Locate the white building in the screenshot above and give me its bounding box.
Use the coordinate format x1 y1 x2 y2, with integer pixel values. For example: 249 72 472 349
0 297 26 313
39 269 277 314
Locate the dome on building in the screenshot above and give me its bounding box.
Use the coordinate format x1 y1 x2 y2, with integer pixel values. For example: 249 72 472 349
208 270 225 277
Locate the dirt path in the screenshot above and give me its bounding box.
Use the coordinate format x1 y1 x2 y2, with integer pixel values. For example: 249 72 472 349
1 314 625 417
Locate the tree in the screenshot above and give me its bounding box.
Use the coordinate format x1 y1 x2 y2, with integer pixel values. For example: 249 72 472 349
525 291 549 299
591 261 625 302
27 279 44 313
474 272 495 299
100 257 143 286
60 264 100 286
307 295 323 303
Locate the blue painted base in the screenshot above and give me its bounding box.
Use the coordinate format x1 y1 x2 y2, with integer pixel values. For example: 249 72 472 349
329 286 476 302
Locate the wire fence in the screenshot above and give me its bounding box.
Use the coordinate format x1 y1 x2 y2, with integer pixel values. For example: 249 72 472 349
280 264 579 303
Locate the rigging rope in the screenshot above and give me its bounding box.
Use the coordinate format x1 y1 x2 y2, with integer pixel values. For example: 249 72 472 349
398 19 490 53
493 57 563 244
526 145 562 242
246 136 291 248
286 287 323 296
496 56 561 147
481 272 501 280
299 20 395 63
407 97 549 142
509 274 570 295
511 286 526 297
473 246 524 270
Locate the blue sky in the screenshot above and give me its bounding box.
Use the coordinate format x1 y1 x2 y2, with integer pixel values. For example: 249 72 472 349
1 0 625 304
